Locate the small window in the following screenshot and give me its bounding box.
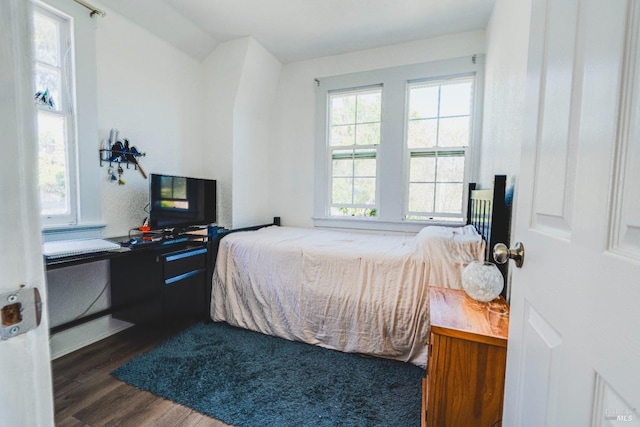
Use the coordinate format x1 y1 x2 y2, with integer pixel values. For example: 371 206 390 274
33 3 78 225
405 77 474 221
328 87 382 217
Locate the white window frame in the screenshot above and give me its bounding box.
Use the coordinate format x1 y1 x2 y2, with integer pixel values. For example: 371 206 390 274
314 56 485 233
34 0 103 240
404 75 476 222
327 85 382 218
33 2 78 226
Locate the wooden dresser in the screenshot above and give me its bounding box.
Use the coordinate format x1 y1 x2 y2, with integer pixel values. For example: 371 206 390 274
422 287 510 427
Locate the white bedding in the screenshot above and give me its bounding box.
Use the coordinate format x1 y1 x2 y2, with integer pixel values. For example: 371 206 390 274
210 225 484 367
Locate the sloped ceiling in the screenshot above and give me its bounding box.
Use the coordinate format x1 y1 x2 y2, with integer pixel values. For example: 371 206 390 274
105 0 495 63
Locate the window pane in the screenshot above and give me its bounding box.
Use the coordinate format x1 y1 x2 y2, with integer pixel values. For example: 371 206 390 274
330 148 376 208
408 85 439 119
355 123 380 145
33 12 60 66
436 155 465 182
439 81 472 117
330 88 382 148
353 178 376 205
438 117 469 147
406 77 473 219
330 207 378 217
35 64 61 111
38 111 69 215
408 183 435 213
329 88 380 216
435 183 463 213
409 156 436 182
354 157 376 176
332 178 352 204
407 118 437 148
330 95 356 125
356 91 381 123
332 158 353 177
331 124 355 146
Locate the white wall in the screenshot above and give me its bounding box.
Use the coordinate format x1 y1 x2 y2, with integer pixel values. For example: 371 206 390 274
478 0 532 189
232 38 282 228
202 37 282 229
95 4 205 238
202 38 248 229
268 31 486 227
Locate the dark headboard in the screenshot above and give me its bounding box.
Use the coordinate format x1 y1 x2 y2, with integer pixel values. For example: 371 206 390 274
466 175 509 283
207 216 280 269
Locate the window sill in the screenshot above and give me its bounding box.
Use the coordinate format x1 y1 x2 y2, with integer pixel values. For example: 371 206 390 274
311 217 466 234
42 223 106 242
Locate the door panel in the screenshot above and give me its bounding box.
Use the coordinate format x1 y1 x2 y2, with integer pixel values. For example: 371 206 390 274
532 0 579 239
0 1 54 425
592 376 639 426
504 0 640 425
609 0 640 261
517 304 562 427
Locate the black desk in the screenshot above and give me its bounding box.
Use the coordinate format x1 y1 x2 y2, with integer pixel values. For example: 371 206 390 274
46 248 127 270
46 232 216 335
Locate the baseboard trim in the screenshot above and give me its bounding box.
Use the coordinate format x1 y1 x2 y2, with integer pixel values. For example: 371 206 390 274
50 316 132 360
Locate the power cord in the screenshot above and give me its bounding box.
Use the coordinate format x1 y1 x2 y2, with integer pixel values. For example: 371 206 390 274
49 280 110 341
73 280 109 320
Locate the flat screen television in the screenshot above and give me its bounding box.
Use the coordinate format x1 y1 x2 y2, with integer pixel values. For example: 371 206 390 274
149 173 216 231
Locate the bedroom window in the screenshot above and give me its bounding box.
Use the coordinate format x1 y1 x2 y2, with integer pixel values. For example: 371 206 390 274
405 77 474 222
33 2 78 226
328 87 382 217
314 56 484 232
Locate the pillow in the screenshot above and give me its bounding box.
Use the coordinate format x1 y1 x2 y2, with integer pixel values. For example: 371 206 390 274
415 224 482 243
413 225 486 289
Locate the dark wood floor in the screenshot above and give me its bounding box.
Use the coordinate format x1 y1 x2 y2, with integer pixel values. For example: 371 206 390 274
52 320 230 427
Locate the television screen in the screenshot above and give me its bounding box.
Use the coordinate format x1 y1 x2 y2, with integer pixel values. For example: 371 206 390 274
149 173 216 230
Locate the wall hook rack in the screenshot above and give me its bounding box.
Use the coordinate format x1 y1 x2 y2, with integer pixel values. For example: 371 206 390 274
99 147 146 168
99 134 147 179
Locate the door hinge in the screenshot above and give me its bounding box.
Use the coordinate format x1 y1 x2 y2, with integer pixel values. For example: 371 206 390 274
0 287 42 340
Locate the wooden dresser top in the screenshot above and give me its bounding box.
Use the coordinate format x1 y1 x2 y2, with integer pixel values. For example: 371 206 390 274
429 287 510 347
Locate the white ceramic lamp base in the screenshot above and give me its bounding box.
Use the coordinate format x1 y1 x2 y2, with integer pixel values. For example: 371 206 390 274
461 261 504 302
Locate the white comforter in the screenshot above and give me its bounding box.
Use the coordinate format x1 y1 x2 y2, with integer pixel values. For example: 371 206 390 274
211 225 484 367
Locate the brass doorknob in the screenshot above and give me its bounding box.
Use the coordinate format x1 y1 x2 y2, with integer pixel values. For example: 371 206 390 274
493 242 525 268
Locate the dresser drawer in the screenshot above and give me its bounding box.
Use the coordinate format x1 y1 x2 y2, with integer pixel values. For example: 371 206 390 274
162 247 206 282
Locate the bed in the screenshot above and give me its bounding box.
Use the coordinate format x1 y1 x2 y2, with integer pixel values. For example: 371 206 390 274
210 176 508 368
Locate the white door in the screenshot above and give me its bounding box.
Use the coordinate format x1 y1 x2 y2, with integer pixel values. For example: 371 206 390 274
0 1 55 425
503 0 640 425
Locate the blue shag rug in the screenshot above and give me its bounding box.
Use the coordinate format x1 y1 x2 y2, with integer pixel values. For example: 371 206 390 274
112 322 424 427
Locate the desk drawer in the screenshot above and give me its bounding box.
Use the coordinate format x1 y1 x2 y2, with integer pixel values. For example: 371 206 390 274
163 270 205 315
162 247 206 281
